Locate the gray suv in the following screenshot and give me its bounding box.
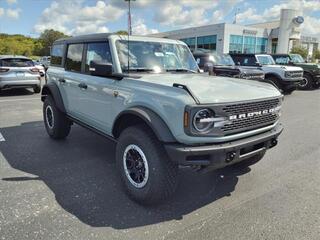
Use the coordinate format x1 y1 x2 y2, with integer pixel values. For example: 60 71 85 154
42 34 283 204
0 55 41 93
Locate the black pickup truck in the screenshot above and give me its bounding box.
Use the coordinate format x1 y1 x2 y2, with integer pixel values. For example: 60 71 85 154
193 51 264 80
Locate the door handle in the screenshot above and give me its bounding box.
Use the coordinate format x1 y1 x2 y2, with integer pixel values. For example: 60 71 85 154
58 78 66 83
78 83 88 89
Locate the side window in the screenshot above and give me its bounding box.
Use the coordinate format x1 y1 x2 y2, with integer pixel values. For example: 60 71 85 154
85 42 112 72
65 44 84 72
51 44 64 66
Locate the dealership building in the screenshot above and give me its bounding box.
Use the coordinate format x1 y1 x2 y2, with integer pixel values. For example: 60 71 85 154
150 9 319 57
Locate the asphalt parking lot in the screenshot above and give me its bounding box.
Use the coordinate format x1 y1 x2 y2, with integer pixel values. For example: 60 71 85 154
0 88 319 240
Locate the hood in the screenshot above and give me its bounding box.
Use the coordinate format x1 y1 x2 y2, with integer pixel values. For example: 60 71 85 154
294 62 320 69
264 65 303 71
136 73 281 104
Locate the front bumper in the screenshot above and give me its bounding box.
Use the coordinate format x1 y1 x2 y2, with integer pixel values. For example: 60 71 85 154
164 124 283 170
0 79 41 89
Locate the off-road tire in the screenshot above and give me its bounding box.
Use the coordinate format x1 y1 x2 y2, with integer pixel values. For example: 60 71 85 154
298 73 313 90
33 85 41 93
116 125 178 205
232 151 266 169
43 95 71 139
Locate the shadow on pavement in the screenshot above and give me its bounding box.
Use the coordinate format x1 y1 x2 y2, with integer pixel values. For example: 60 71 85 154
0 121 248 229
0 88 35 97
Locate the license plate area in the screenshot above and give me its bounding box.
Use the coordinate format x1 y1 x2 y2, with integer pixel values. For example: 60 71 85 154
16 72 25 78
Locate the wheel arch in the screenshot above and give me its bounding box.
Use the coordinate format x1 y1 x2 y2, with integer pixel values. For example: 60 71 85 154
41 82 66 113
112 107 176 143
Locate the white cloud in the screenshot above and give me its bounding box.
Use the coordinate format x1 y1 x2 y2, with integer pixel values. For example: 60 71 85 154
34 0 125 35
6 8 21 19
132 18 158 35
237 8 263 23
6 0 17 4
0 8 4 17
302 16 320 36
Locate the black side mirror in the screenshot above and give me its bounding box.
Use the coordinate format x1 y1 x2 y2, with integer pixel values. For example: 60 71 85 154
89 61 113 77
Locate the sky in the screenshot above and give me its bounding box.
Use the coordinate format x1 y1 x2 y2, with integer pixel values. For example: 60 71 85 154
0 0 319 38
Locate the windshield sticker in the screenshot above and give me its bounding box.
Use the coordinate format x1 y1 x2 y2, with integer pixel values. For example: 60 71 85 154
154 52 164 57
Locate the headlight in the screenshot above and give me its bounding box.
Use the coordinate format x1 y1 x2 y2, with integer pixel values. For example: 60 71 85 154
193 109 215 132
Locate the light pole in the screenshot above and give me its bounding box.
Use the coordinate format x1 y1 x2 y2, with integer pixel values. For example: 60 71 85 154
125 0 135 35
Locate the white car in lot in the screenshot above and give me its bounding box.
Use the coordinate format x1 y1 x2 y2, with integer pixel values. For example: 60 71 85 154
0 55 41 93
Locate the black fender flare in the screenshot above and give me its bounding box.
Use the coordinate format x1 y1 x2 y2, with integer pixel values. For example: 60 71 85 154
41 82 66 113
112 107 176 143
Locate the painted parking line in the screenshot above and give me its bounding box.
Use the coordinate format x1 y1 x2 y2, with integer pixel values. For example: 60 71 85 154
0 132 5 142
0 98 39 103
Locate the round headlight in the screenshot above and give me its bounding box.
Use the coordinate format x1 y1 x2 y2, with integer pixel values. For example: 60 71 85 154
193 109 215 132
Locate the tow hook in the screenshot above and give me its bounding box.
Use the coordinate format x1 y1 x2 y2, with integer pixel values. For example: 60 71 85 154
226 152 236 163
270 139 278 148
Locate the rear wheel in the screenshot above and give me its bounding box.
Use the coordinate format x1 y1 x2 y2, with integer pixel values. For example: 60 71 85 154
116 125 178 205
33 85 41 93
43 95 71 139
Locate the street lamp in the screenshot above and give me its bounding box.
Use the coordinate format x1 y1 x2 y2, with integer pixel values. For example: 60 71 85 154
125 0 135 35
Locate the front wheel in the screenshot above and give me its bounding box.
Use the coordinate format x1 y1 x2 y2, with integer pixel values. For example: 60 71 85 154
116 125 178 205
299 74 313 90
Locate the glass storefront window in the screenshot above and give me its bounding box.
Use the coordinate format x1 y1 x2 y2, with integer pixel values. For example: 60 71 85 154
180 37 196 50
243 36 256 53
197 35 217 51
256 37 268 53
229 35 243 53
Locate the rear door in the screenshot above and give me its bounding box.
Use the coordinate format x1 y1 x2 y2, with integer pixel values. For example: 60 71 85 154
75 41 115 133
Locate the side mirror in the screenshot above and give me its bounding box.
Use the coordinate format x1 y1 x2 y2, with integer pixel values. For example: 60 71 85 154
237 61 241 66
89 61 113 77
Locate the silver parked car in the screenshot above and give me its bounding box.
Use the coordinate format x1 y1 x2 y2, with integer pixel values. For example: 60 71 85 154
0 55 41 93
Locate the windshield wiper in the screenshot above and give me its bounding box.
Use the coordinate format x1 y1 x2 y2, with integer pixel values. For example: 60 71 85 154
123 68 155 72
166 68 197 73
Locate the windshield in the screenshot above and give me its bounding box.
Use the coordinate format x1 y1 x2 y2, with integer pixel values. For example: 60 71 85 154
0 58 34 67
256 55 275 65
213 54 235 66
116 40 198 73
290 54 305 63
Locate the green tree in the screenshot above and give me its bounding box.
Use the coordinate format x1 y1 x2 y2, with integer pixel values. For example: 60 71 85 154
313 49 320 60
116 30 128 35
39 29 69 55
290 46 308 59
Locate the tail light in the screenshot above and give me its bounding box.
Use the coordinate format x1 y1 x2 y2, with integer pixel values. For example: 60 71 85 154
30 68 39 73
0 68 9 73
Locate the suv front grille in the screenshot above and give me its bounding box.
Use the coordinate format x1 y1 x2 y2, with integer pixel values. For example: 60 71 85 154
221 98 281 134
286 71 303 78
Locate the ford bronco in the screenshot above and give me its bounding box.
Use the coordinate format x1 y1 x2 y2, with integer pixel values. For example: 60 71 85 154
271 53 320 90
230 53 304 94
193 51 265 81
41 34 283 204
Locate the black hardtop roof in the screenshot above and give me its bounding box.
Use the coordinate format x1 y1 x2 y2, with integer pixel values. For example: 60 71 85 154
54 33 113 45
229 53 256 56
271 53 290 56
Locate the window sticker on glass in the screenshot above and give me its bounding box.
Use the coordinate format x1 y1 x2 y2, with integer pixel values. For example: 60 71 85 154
154 52 164 57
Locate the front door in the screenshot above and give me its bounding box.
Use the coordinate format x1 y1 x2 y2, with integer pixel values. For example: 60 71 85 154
75 41 116 134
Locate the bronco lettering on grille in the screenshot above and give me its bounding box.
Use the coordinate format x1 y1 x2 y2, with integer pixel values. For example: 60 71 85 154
228 107 279 120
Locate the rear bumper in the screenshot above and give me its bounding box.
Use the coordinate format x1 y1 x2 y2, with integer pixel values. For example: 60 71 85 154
164 124 283 170
0 79 41 89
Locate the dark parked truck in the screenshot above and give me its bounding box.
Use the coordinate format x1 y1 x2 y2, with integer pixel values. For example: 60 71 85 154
42 34 283 204
193 51 265 80
230 53 304 94
271 54 320 90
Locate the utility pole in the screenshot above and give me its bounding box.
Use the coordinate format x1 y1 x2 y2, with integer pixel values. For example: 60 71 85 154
125 0 135 35
233 8 240 24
